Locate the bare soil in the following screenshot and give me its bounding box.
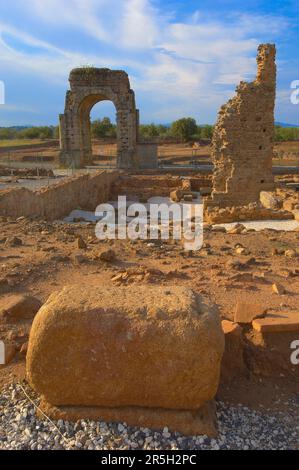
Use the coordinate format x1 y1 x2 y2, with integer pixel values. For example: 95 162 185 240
0 140 298 167
0 214 298 409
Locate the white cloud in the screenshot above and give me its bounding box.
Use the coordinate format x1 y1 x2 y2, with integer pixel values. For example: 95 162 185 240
237 13 289 36
0 103 38 113
121 0 160 49
0 1 291 122
20 0 111 42
0 22 139 84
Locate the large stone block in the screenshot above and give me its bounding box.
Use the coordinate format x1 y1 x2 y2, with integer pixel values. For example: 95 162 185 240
0 294 42 322
220 320 245 383
27 285 224 411
260 191 282 210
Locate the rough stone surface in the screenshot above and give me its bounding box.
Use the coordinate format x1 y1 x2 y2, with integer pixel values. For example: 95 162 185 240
210 44 276 208
59 68 158 170
0 294 41 322
272 283 285 295
170 189 184 202
98 249 116 262
39 400 217 438
220 320 245 382
59 68 139 169
252 312 299 333
0 171 119 220
246 328 299 378
205 203 293 225
234 301 266 324
260 191 282 210
27 285 224 410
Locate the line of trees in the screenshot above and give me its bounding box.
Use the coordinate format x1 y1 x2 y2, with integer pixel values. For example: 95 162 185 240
91 117 214 142
1 119 299 143
91 117 116 139
0 126 59 140
274 126 299 142
90 118 299 142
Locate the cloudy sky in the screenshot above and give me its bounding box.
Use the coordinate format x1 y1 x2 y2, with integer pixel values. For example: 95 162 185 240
0 0 298 126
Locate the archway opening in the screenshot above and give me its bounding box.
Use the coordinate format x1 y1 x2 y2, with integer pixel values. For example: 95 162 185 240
79 96 118 168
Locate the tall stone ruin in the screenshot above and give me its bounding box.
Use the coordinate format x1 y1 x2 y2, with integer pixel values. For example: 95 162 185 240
210 44 276 207
59 68 139 169
59 67 158 170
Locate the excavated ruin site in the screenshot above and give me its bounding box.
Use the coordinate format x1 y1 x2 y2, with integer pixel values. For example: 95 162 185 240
0 44 298 450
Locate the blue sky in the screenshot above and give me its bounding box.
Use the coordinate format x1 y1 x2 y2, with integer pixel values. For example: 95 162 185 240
0 0 298 126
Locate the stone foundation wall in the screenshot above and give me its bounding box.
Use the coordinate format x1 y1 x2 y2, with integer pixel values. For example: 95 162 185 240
205 203 293 224
0 171 119 221
210 44 276 208
111 175 186 200
137 143 158 169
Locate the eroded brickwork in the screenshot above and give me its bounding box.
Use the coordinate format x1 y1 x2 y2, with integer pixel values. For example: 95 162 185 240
210 44 276 207
59 68 138 169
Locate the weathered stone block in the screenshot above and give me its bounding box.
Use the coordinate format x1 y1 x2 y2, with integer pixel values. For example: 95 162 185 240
252 312 299 333
260 191 282 210
0 294 41 322
220 320 245 382
27 285 224 410
234 301 266 324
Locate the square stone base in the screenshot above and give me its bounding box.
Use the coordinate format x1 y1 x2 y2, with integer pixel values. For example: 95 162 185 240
39 400 217 437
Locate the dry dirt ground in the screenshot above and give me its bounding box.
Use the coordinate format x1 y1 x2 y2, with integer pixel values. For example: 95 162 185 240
1 140 299 167
0 215 298 411
0 138 299 420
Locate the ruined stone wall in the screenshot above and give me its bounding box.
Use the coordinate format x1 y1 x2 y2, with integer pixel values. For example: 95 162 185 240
59 68 138 169
210 44 276 208
0 171 119 221
137 143 158 169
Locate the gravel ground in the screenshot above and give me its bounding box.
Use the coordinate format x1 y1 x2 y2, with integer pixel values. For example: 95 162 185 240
0 383 298 450
218 219 299 232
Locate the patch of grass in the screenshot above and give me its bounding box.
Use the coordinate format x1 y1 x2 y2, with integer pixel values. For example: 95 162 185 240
0 139 44 148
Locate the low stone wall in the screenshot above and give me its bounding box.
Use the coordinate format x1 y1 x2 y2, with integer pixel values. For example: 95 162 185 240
111 174 184 200
204 202 294 224
0 171 119 221
137 143 158 169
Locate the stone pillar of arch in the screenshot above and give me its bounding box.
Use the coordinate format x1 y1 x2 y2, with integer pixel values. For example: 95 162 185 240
59 68 138 169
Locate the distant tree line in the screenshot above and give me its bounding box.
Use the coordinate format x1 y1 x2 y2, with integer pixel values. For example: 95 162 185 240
274 126 299 142
91 117 116 139
90 119 299 143
1 120 298 143
91 117 214 142
0 126 59 140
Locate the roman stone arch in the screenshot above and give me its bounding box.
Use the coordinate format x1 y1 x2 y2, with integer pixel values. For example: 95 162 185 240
59 68 139 169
